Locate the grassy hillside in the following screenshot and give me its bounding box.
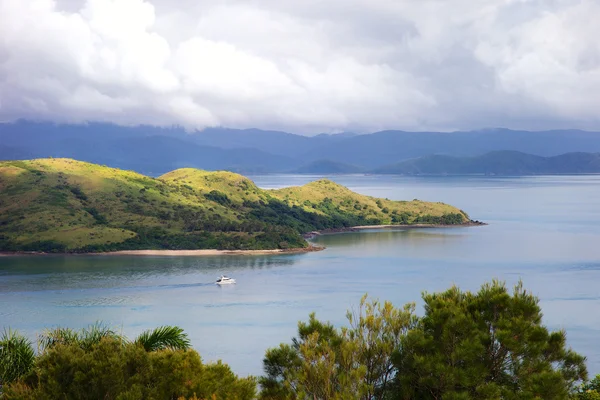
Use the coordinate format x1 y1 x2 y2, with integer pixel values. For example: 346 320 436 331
0 158 471 253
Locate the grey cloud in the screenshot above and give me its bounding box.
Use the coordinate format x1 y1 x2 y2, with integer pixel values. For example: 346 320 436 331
0 0 599 134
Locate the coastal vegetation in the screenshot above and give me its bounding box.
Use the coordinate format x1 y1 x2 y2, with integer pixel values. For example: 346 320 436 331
1 280 598 399
0 324 255 399
0 158 470 253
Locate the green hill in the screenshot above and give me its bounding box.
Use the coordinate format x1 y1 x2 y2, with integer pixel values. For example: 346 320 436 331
0 158 471 253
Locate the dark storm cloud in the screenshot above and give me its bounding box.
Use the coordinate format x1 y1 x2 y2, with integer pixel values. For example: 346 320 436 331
0 0 599 133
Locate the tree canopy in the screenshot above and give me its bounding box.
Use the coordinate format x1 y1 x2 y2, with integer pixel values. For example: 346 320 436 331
261 281 588 400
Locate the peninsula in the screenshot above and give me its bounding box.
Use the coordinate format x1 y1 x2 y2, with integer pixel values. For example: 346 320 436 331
0 158 476 253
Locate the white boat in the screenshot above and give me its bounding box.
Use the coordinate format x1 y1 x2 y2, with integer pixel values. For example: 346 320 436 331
216 275 236 285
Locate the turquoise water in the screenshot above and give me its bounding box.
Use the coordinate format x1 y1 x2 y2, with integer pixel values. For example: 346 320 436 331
2 175 600 377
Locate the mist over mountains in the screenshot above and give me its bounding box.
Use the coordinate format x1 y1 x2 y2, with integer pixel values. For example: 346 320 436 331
2 121 600 175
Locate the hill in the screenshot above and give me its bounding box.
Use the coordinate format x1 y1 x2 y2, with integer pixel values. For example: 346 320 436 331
0 122 299 175
291 160 364 174
373 151 600 175
304 129 600 168
0 159 471 253
2 122 600 175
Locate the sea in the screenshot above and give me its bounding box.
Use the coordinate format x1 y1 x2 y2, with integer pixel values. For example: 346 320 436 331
1 174 600 377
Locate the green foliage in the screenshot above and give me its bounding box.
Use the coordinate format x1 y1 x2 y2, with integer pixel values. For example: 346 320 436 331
69 186 88 201
0 329 35 387
20 240 66 253
134 326 191 352
38 322 123 353
413 212 465 225
573 375 600 399
2 338 256 400
393 280 588 399
260 317 367 400
260 296 417 400
38 323 192 354
37 327 79 351
345 295 417 399
204 190 231 206
84 207 108 225
261 282 588 400
1 324 255 399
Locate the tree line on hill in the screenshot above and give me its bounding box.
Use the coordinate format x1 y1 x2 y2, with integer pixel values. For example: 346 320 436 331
1 280 599 399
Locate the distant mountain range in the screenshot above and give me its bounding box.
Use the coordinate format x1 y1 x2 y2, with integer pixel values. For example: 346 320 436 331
373 151 600 175
292 160 364 174
1 121 600 175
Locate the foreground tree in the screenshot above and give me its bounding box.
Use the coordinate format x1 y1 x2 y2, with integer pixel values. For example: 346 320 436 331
260 313 364 399
260 295 416 399
346 295 417 399
393 280 588 399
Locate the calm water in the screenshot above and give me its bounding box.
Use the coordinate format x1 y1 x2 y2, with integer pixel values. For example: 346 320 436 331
2 175 600 377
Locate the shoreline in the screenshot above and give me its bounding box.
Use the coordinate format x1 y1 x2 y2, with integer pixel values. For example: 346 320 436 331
303 221 487 238
0 246 325 257
0 222 486 257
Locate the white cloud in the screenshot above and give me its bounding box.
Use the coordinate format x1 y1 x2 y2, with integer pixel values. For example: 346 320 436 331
0 0 599 133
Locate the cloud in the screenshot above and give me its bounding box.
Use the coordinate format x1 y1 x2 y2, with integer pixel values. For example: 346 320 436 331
0 0 599 133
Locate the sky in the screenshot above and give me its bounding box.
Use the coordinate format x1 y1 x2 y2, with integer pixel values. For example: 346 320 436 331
1 0 599 135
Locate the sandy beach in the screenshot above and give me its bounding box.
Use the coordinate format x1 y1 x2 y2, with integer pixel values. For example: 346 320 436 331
0 246 325 257
100 247 324 256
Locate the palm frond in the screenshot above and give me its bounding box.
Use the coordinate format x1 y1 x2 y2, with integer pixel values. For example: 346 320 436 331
38 327 79 352
0 328 35 385
38 322 124 352
134 326 191 352
78 322 123 351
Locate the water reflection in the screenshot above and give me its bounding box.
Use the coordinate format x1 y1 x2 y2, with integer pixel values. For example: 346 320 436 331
313 228 467 247
0 255 298 293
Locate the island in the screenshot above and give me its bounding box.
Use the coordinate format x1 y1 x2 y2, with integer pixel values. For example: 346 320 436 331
0 158 480 254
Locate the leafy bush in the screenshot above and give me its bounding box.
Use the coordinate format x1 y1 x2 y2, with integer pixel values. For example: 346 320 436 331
84 207 108 225
3 339 255 400
204 190 231 206
69 186 88 201
1 325 255 400
20 240 66 253
261 281 588 400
